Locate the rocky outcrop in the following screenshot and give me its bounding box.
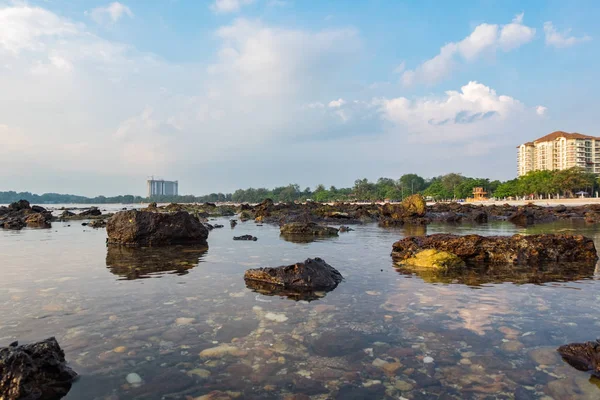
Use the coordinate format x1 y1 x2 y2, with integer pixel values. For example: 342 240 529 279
78 207 102 217
508 209 534 226
0 337 77 400
280 222 339 236
244 258 343 296
557 340 600 376
0 200 52 230
392 234 598 265
378 195 429 226
106 210 209 246
233 235 257 241
402 194 426 216
399 249 465 270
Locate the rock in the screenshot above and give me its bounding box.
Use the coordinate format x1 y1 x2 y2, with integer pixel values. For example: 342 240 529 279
2 217 25 230
339 226 354 232
244 258 343 293
310 331 368 357
213 224 224 229
509 210 535 226
88 219 106 228
126 372 142 385
8 200 30 211
557 339 600 376
402 194 426 217
199 345 247 359
280 222 339 236
106 210 209 246
60 210 75 219
392 233 598 265
398 249 465 270
0 337 77 400
423 356 434 364
265 312 288 322
530 347 560 366
79 207 102 217
233 235 257 241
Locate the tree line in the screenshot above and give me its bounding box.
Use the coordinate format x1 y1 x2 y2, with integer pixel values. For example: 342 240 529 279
1 168 597 205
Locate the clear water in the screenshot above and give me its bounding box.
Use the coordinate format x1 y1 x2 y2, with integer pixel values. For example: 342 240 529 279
1 208 600 399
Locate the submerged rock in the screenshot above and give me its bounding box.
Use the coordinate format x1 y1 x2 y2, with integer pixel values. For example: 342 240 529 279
392 233 597 265
557 340 600 376
244 257 343 295
280 222 339 236
233 235 257 241
106 210 209 246
0 337 77 400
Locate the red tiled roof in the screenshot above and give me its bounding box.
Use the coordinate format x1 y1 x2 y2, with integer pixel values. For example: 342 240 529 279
534 131 600 143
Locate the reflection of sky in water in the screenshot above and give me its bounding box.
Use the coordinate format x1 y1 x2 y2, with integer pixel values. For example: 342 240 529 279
1 213 600 399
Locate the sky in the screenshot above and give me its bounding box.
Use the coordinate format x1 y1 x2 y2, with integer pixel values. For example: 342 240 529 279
0 0 598 196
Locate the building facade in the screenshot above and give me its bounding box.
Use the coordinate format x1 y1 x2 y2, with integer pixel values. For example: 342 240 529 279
147 179 178 197
517 131 600 176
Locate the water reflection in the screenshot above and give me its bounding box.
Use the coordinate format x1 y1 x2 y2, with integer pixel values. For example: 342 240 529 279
279 233 339 244
394 261 598 286
244 279 330 301
105 245 207 280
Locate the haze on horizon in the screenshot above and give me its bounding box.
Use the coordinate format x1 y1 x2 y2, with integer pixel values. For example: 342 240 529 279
0 0 597 197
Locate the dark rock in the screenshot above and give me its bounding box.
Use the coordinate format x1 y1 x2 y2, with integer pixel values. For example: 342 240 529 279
473 211 488 223
203 223 214 231
339 226 354 232
213 224 224 228
106 210 209 246
31 205 46 213
509 210 535 226
2 218 25 230
230 220 237 228
78 207 102 217
244 258 343 292
557 339 600 376
0 337 77 400
233 235 257 241
280 222 338 236
59 210 75 219
8 200 30 211
392 233 598 265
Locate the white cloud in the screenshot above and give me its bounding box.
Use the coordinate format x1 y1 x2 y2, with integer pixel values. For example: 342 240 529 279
379 81 525 142
536 105 547 116
87 2 133 25
402 14 535 86
544 22 591 48
328 98 345 108
210 0 254 14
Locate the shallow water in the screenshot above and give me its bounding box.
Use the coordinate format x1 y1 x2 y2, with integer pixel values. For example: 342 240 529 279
1 211 600 399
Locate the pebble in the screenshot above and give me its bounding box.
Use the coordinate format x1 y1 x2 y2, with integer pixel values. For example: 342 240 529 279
187 368 211 378
175 317 195 325
199 345 248 358
423 356 434 364
113 346 127 353
126 372 142 385
395 380 414 391
265 312 288 322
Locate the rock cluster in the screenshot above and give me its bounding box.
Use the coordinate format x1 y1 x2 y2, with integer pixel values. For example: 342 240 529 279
0 200 52 230
392 233 598 265
106 210 209 246
233 235 257 241
280 222 339 236
0 337 77 400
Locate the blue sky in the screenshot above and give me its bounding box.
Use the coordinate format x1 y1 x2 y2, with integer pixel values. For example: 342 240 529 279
0 0 598 196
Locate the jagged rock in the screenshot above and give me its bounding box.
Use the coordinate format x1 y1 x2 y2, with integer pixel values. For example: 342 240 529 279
106 210 209 246
244 258 343 293
0 337 77 400
213 224 224 228
230 220 237 228
2 217 25 230
280 222 339 236
8 200 30 212
557 340 600 376
392 233 597 265
233 235 257 241
78 207 102 217
60 210 75 219
25 213 51 228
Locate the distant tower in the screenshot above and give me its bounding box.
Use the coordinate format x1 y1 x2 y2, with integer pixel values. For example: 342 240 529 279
147 177 178 197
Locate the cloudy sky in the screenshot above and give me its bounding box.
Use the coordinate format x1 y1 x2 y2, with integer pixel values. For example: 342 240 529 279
0 0 597 196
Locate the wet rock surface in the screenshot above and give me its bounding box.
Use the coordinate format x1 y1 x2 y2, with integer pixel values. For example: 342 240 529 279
106 210 209 246
392 233 598 265
557 340 600 376
279 222 339 236
244 258 343 295
0 337 77 400
0 200 52 230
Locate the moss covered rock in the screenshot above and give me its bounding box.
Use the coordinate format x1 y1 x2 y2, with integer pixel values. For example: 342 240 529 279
402 194 426 217
399 249 465 270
